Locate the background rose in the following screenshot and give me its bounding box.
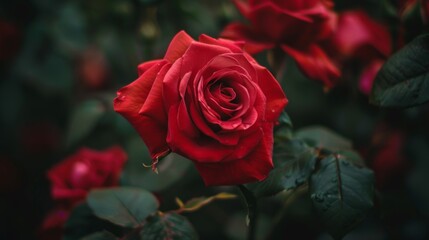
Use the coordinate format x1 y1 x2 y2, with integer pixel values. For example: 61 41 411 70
221 0 340 87
47 146 127 207
326 10 392 95
421 0 429 24
114 31 287 186
330 10 392 62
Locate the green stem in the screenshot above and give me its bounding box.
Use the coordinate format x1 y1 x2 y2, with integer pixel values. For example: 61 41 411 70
238 185 258 240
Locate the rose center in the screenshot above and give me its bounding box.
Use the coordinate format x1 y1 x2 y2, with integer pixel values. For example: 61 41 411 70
206 80 241 121
211 81 238 103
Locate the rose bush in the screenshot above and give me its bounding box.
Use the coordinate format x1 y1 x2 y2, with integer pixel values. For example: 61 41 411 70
47 146 127 207
114 31 287 186
221 0 340 87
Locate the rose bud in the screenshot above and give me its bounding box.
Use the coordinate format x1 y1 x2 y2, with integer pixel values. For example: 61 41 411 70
114 31 288 186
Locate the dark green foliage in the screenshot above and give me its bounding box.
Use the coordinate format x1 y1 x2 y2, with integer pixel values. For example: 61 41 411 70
371 34 429 108
310 155 374 239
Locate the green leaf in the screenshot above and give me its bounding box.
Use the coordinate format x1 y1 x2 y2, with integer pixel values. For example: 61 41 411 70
65 99 106 147
245 139 317 198
87 187 159 228
138 213 198 240
336 150 366 167
81 231 118 240
310 155 374 239
64 203 123 240
274 111 293 141
122 138 193 191
295 126 352 151
370 34 429 107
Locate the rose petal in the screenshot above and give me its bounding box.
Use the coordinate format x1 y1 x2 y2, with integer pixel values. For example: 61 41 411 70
167 103 262 163
164 30 194 63
199 34 244 53
248 3 313 41
167 104 234 162
137 59 164 76
163 42 233 108
253 65 288 121
281 44 340 87
188 102 240 146
270 0 320 10
177 99 200 138
359 59 384 95
114 60 170 158
221 23 275 54
194 123 274 186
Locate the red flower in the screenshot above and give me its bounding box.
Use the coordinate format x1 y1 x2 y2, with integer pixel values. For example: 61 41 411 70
331 10 392 61
328 10 392 94
221 0 340 87
47 146 127 207
114 31 287 186
38 208 69 240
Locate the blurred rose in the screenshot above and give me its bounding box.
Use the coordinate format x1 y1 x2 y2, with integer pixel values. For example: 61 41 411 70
114 31 287 186
331 10 392 61
77 47 109 90
38 208 69 240
221 0 340 87
47 146 127 207
0 19 21 63
370 127 408 189
328 10 391 94
358 60 384 95
422 0 429 24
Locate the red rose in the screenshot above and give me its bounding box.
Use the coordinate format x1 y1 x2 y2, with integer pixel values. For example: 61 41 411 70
327 10 392 95
331 10 392 61
221 0 340 87
114 31 287 186
47 146 127 207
